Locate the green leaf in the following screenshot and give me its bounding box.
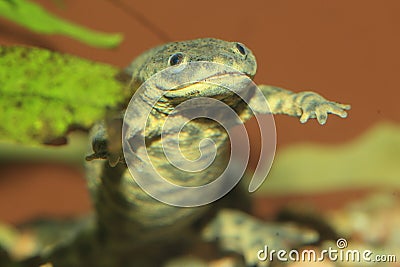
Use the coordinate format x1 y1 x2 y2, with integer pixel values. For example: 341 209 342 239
0 0 123 48
0 46 131 145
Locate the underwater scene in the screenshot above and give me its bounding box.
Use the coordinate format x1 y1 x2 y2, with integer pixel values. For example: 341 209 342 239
0 1 399 266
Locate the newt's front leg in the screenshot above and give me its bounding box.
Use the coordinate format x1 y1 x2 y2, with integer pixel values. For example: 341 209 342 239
258 85 351 124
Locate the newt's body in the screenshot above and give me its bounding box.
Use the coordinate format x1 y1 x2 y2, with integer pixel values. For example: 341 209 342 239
81 38 350 266
6 38 351 267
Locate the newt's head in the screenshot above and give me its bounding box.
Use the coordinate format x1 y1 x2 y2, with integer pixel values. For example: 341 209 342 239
126 38 257 90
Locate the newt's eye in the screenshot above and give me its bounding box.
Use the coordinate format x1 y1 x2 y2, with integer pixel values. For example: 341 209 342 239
169 53 184 66
236 43 247 56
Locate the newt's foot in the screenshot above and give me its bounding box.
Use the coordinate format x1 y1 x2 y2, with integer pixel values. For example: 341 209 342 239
294 92 351 125
202 209 318 267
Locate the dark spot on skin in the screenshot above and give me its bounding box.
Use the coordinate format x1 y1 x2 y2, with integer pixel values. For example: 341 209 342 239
274 100 283 111
236 43 247 56
294 92 314 104
249 222 262 232
234 215 246 225
169 53 184 66
319 114 327 122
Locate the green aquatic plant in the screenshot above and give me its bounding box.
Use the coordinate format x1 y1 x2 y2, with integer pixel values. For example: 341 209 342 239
0 0 123 48
0 46 130 145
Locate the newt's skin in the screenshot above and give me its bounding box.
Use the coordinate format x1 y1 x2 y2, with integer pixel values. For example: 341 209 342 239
81 38 350 266
9 38 351 267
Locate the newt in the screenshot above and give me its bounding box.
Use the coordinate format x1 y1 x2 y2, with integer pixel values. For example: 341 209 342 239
83 38 349 266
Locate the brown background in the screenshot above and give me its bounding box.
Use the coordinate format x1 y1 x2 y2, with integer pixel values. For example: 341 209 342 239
0 0 399 224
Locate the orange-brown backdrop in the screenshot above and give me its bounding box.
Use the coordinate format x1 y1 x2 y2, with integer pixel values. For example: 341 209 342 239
0 0 399 223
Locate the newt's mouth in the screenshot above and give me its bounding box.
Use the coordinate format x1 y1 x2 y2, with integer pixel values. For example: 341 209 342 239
164 71 252 100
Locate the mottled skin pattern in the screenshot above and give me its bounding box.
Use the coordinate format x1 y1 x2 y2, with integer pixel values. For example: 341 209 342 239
9 38 350 267
80 38 350 267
